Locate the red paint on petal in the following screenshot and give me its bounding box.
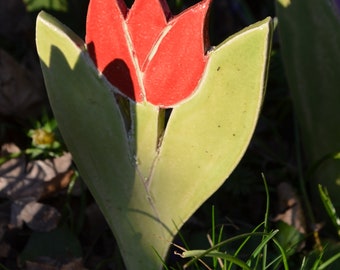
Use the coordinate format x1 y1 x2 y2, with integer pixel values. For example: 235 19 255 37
127 0 171 67
144 0 211 107
86 0 143 101
86 0 212 107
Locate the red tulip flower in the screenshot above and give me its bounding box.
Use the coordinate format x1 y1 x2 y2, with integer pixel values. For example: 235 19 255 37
37 1 272 267
86 0 211 107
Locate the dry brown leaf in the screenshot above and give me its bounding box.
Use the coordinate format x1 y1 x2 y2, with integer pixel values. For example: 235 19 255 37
0 148 72 200
10 200 61 232
0 144 73 231
41 170 74 199
61 258 86 270
0 0 32 39
0 242 11 258
25 258 86 270
26 261 57 270
1 143 21 155
0 48 45 120
274 182 306 234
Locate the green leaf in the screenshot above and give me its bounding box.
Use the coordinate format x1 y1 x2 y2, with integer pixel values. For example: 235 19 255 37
275 0 340 211
275 221 305 256
150 18 273 231
20 227 81 264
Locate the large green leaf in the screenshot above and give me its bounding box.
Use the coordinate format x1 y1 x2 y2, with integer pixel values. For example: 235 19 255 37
276 0 340 211
151 20 273 229
36 11 272 270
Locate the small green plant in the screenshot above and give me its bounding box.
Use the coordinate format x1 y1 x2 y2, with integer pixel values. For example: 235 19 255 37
23 0 68 12
0 113 64 165
26 113 64 159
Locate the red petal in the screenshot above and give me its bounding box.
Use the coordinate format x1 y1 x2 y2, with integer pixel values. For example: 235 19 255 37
86 0 143 101
86 0 211 107
127 0 171 68
143 0 212 107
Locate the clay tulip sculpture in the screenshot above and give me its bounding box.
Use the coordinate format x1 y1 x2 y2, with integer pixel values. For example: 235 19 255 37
36 0 272 269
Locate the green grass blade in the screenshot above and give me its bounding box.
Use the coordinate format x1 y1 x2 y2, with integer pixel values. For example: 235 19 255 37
211 205 217 268
227 222 265 270
183 231 267 268
317 252 340 270
183 250 251 270
270 238 289 270
318 184 340 238
247 230 279 261
262 174 270 269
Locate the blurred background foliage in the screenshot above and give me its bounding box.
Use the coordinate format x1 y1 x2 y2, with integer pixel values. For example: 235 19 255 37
1 0 340 269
